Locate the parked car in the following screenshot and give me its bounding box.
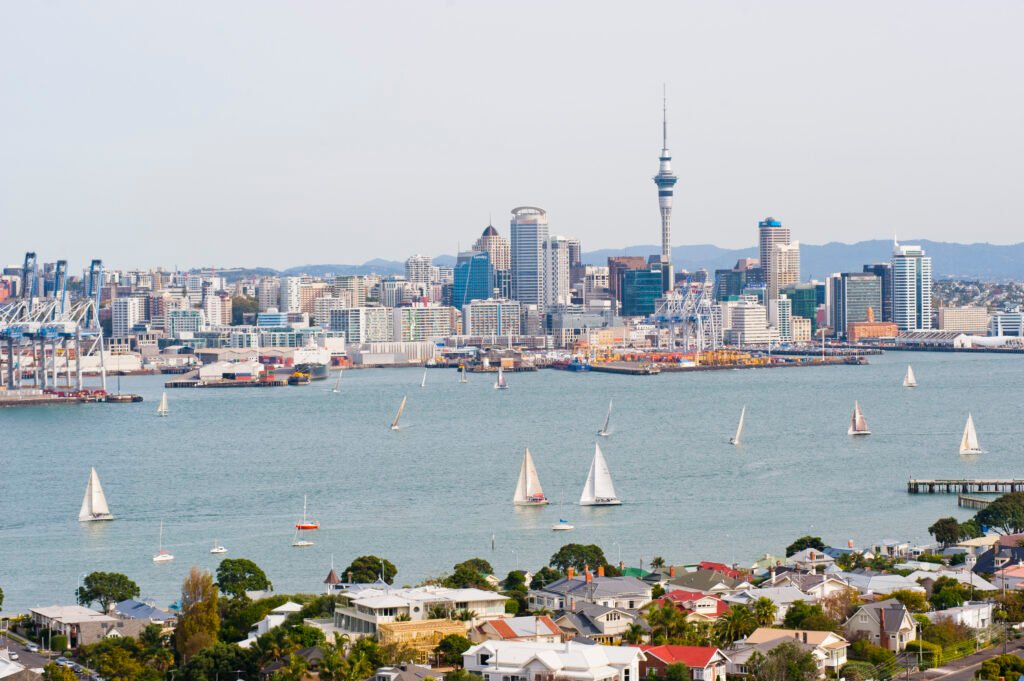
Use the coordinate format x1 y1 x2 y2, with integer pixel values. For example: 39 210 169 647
8 652 18 660
55 656 70 666
25 643 39 653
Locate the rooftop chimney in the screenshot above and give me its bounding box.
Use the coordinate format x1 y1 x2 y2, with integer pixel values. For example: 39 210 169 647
586 570 593 584
598 565 605 577
567 567 575 579
619 561 625 571
669 565 676 577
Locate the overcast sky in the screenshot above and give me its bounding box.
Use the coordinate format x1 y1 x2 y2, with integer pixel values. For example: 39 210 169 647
1 1 1022 270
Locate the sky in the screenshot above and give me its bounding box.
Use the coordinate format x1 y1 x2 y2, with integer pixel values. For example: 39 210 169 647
1 0 1022 270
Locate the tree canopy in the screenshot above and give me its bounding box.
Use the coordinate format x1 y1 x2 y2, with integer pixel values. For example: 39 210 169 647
216 558 272 599
435 634 473 666
752 640 818 681
343 555 397 584
76 571 141 611
664 663 690 681
782 601 838 631
785 536 825 557
928 516 982 546
549 544 607 572
444 559 494 590
977 493 1024 534
530 567 562 589
175 566 221 660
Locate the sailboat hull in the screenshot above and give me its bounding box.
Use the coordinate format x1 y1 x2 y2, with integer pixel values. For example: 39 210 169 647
79 513 114 522
514 499 550 507
581 499 623 506
848 428 871 436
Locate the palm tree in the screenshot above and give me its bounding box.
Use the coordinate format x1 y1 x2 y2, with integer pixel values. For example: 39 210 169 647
273 653 310 681
752 597 777 627
622 623 646 645
646 603 686 642
650 557 666 570
340 649 375 681
453 609 477 622
714 605 756 647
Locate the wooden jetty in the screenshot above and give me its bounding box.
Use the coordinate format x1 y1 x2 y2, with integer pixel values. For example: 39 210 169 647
957 494 994 510
908 479 1024 494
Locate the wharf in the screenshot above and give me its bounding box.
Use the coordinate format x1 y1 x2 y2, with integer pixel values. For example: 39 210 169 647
0 390 140 407
909 479 1024 494
589 363 661 375
466 366 538 373
164 378 287 388
958 494 994 509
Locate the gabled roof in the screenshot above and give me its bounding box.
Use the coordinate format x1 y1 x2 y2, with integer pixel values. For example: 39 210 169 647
640 645 725 669
539 576 652 599
745 628 849 648
484 616 561 639
667 570 743 593
846 599 913 633
114 599 174 623
697 562 742 579
729 586 806 606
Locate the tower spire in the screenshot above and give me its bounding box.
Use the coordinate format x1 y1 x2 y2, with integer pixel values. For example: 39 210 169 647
653 86 678 290
662 83 668 151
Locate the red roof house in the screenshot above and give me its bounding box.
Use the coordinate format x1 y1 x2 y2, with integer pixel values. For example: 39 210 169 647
639 645 731 681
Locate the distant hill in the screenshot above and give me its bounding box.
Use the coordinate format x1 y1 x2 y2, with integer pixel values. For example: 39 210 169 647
212 239 1024 283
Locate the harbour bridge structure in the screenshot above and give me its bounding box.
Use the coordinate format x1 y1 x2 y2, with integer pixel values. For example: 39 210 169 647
0 253 108 392
649 282 722 352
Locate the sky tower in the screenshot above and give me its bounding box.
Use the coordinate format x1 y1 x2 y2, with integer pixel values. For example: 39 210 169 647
653 89 678 290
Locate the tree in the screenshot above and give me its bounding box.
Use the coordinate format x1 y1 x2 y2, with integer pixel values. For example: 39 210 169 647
231 295 259 325
650 556 666 569
455 558 493 575
76 571 141 611
646 602 688 642
445 562 493 590
435 634 472 666
623 623 646 644
177 642 259 681
664 663 690 681
752 640 817 681
819 589 861 622
549 544 607 572
216 558 272 599
785 536 825 557
714 604 756 646
889 589 929 613
503 570 527 591
752 597 778 626
977 492 1024 534
928 517 963 547
530 566 562 590
782 601 826 629
175 566 221 660
43 664 78 681
343 555 397 584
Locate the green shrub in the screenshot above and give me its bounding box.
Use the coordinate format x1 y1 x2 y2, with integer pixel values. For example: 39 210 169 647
905 639 941 669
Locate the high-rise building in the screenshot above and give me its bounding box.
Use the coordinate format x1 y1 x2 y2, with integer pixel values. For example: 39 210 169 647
334 275 367 307
545 236 573 309
620 267 664 317
725 298 778 345
392 305 455 341
405 255 433 287
782 282 819 332
452 251 493 310
862 263 894 322
653 92 678 289
769 241 800 301
328 307 393 343
607 256 647 308
380 277 413 308
112 297 142 337
472 224 511 271
279 276 302 313
257 277 280 312
831 272 882 339
937 306 989 334
510 207 549 311
463 299 521 336
758 217 791 300
768 295 793 342
891 242 933 332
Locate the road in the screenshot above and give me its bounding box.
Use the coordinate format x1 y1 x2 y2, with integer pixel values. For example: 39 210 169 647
910 639 1024 681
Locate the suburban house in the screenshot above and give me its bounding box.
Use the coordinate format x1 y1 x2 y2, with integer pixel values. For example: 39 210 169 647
473 616 563 644
869 540 912 560
843 600 917 651
554 603 639 644
639 645 730 681
696 562 743 580
993 564 1024 591
655 591 730 623
665 570 752 596
926 602 994 630
112 599 176 627
908 569 996 594
760 573 853 602
258 647 324 680
973 540 1024 576
787 549 836 572
529 573 653 611
837 571 926 596
728 628 849 679
239 601 304 648
332 585 508 636
725 586 806 624
463 640 644 681
369 664 436 681
378 619 470 663
29 605 146 647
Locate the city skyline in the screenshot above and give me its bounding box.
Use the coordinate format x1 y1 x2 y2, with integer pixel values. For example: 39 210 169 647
2 1 1023 268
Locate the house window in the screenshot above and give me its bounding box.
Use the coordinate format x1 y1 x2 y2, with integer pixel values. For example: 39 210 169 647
859 613 867 623
480 654 491 666
629 601 635 609
623 669 630 681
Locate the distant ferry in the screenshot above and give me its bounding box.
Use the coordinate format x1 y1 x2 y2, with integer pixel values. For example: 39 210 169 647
288 363 328 384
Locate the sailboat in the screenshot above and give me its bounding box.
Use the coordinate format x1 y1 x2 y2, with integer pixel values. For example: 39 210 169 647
330 370 342 393
903 365 917 388
494 366 508 390
597 400 612 437
848 401 871 436
78 467 114 522
729 405 746 446
552 519 575 531
294 495 320 530
513 448 549 506
960 413 983 454
153 521 174 562
210 540 227 554
391 395 407 431
421 368 427 388
579 443 622 506
459 366 468 384
156 392 169 417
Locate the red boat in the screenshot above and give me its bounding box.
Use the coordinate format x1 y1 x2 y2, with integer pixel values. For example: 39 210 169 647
294 495 319 531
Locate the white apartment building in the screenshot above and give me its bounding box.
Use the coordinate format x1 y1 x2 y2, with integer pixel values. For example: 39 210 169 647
463 640 643 681
314 295 349 328
938 306 989 334
463 299 522 336
405 255 434 287
392 305 455 341
725 298 779 345
167 309 205 338
769 241 800 303
768 295 793 343
333 585 508 636
545 236 573 308
380 278 414 308
990 307 1024 336
891 243 933 331
112 296 143 337
335 275 367 307
279 277 302 313
257 278 281 312
329 307 393 343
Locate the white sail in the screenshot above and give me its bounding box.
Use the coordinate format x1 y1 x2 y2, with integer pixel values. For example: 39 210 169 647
157 392 169 416
421 369 427 388
848 401 870 436
332 371 342 392
598 400 612 436
960 413 982 454
903 365 917 388
731 405 746 445
495 366 507 389
580 443 620 505
79 467 113 521
391 395 407 429
459 366 467 383
514 448 548 505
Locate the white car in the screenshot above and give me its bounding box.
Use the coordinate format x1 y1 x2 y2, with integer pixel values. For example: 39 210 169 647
8 652 18 661
25 643 39 653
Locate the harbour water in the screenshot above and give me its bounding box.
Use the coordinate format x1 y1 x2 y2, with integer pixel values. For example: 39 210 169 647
1 350 1021 612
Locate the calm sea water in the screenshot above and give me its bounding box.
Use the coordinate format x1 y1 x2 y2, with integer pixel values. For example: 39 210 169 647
1 351 1021 612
